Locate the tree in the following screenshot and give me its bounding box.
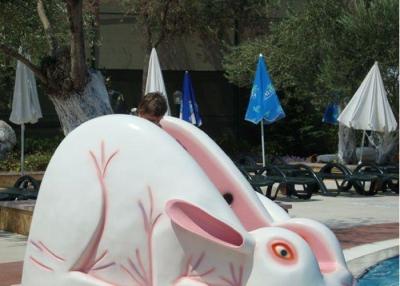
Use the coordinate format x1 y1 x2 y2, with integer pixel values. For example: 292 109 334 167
223 0 347 156
321 0 399 163
321 0 398 101
121 0 191 92
121 0 279 93
223 0 347 99
0 0 112 135
223 0 398 161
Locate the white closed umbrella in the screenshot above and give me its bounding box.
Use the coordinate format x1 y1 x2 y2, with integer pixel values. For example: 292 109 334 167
9 51 42 175
338 61 397 163
145 48 171 115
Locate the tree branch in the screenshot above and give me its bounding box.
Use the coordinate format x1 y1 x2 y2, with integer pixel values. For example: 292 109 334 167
87 0 100 68
0 44 48 85
65 0 87 90
37 0 58 55
154 0 172 48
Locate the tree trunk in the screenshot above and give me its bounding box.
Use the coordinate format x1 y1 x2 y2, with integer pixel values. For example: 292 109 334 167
338 123 357 164
66 0 87 90
49 70 113 135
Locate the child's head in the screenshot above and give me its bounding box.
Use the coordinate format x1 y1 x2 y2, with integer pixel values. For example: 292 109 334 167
138 92 168 126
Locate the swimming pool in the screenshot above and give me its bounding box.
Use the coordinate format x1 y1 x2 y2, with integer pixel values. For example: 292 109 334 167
358 256 399 286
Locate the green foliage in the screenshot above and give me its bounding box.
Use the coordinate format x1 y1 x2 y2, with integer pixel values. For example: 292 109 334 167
224 0 346 101
0 151 52 172
120 0 280 52
0 1 101 118
0 1 99 60
0 55 14 113
0 135 62 172
224 0 398 103
223 38 267 88
121 0 191 45
321 0 399 110
215 130 253 158
261 95 338 156
0 1 68 61
23 135 63 154
223 0 398 156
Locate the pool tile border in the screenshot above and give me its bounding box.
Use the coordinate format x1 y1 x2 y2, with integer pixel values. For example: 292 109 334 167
344 238 399 278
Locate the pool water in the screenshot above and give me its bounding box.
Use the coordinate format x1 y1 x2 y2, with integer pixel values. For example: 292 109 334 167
358 256 399 286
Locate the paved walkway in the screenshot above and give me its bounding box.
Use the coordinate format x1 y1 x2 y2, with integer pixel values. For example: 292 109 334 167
334 223 399 249
282 193 399 228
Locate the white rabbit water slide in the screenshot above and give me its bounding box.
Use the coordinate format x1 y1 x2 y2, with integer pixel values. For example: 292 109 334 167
21 115 356 286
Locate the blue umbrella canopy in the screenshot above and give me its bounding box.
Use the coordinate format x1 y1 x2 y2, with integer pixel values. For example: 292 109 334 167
245 54 285 166
322 102 340 125
180 71 202 126
245 54 285 124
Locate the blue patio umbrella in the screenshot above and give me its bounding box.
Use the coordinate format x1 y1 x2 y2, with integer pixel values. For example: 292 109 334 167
322 102 340 125
180 71 202 126
245 54 285 166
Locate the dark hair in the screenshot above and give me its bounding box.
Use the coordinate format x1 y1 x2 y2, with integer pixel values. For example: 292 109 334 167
138 92 168 116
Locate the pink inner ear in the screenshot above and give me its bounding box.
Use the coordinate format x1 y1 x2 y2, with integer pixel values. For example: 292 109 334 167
166 200 244 248
161 118 272 231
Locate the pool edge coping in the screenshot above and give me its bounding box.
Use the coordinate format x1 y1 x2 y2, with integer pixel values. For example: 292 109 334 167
344 238 399 278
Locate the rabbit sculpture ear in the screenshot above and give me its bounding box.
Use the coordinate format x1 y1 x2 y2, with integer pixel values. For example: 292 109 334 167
160 116 274 230
165 200 244 249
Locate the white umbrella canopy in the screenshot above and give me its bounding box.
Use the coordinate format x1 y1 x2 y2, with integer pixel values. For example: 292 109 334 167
144 48 171 115
10 57 42 125
338 61 397 163
9 52 42 175
338 61 397 133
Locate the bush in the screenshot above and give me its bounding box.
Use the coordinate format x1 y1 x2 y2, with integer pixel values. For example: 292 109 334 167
215 130 252 159
0 135 63 172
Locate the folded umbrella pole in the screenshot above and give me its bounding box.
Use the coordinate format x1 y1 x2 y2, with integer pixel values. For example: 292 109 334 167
359 130 367 164
21 123 25 174
144 48 171 115
9 50 42 176
260 122 265 166
338 62 397 164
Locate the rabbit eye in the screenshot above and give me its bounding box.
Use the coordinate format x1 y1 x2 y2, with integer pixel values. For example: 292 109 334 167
271 242 295 261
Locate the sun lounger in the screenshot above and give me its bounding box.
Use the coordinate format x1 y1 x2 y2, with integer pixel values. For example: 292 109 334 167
377 165 399 194
237 156 321 199
315 162 383 196
264 156 335 197
13 175 41 191
0 187 38 200
267 159 380 197
312 162 353 195
351 164 398 195
238 165 286 200
237 155 395 197
0 175 40 201
236 155 262 173
0 192 14 201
